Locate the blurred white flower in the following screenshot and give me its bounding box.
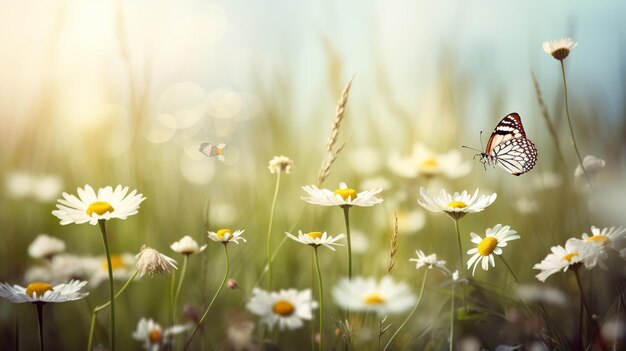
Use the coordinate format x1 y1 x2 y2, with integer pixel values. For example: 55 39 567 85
349 229 370 254
543 37 577 61
24 254 93 285
285 230 345 251
360 176 392 192
515 285 566 306
396 209 426 235
601 319 625 343
52 184 146 225
332 276 415 315
207 228 247 244
568 226 626 269
466 224 520 276
87 253 137 288
513 197 539 214
6 172 31 199
170 235 207 256
28 234 66 259
301 182 383 208
0 280 88 304
32 175 63 202
533 239 601 282
418 187 497 220
348 147 381 175
268 155 294 174
209 203 237 225
246 288 317 331
532 171 562 190
136 246 178 277
410 250 449 273
575 155 605 178
389 144 471 179
132 317 190 351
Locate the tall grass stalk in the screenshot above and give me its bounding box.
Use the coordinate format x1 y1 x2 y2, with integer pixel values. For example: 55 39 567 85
266 171 282 290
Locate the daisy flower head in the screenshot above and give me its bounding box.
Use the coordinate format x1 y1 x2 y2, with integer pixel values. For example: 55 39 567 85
52 184 146 225
87 253 137 288
246 288 318 331
132 317 190 351
0 280 88 304
285 230 346 251
268 155 294 174
410 250 449 273
533 239 602 282
332 276 416 315
135 246 178 277
207 228 246 244
466 224 520 276
543 37 577 61
418 187 497 220
569 226 626 269
388 143 471 179
301 182 383 208
170 235 207 256
28 234 66 259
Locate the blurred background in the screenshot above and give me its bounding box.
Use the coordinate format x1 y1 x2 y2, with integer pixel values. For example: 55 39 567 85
1 0 626 349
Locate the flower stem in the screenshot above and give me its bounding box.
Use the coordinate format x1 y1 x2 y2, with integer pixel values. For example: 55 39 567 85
383 270 428 351
267 171 281 290
185 244 230 351
560 60 592 189
499 256 520 284
342 206 352 279
573 269 594 324
313 247 324 351
97 219 115 351
87 270 139 351
453 219 465 305
35 303 44 351
449 285 455 351
173 255 189 324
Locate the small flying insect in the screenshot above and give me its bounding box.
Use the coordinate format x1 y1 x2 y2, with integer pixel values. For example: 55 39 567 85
199 143 226 162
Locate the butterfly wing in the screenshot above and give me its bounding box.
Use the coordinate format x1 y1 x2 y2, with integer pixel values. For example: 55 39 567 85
491 137 538 176
485 113 527 155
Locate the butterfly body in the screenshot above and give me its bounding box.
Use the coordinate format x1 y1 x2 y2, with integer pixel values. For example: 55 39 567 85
477 113 538 176
199 143 226 162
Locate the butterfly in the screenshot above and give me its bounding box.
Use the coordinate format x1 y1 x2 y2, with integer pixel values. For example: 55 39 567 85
466 113 538 176
199 143 226 162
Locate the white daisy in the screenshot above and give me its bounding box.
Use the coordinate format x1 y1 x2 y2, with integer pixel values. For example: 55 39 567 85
285 230 346 251
86 253 137 288
207 228 247 244
170 235 207 256
52 184 146 225
132 317 190 351
31 174 63 202
28 234 66 259
533 239 601 282
569 226 626 269
301 182 383 208
418 187 497 220
24 254 93 285
409 250 449 273
466 224 520 276
332 276 416 315
246 288 318 331
543 37 577 61
575 155 605 178
268 155 294 174
135 246 178 277
0 280 88 304
388 144 471 179
5 172 32 199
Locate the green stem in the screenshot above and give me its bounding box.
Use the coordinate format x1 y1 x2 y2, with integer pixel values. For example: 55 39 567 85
267 172 281 290
560 60 592 190
449 285 455 351
36 303 44 351
97 220 115 351
453 219 465 306
499 256 520 284
313 247 324 351
185 244 230 351
173 255 189 324
87 270 139 351
573 269 594 324
383 270 428 351
342 206 352 279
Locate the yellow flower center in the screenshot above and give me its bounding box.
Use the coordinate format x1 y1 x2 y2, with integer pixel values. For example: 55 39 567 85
586 235 608 245
86 201 115 216
25 282 53 298
101 255 127 271
563 253 578 262
477 237 498 256
149 328 162 343
364 293 385 305
216 228 232 241
217 148 222 155
421 157 439 169
272 300 295 316
447 201 468 209
334 188 357 201
307 232 323 239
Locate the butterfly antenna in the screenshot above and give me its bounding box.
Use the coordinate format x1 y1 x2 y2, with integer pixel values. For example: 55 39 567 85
480 130 484 151
461 145 482 153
